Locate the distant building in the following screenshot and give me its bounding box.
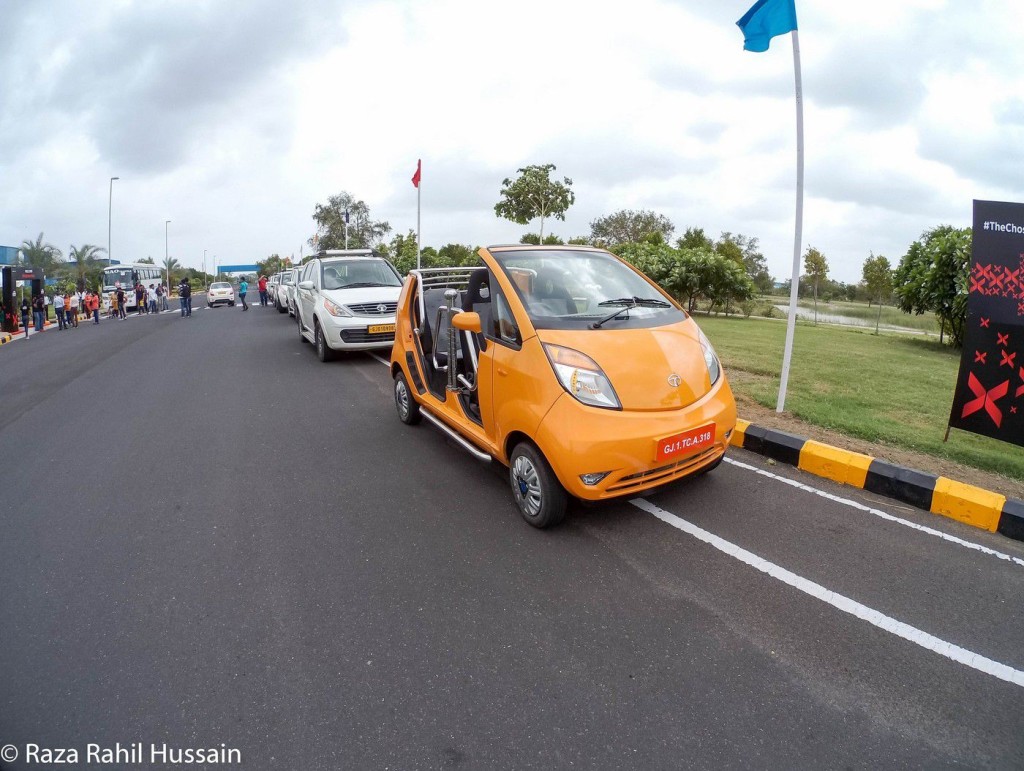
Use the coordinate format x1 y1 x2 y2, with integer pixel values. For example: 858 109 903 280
0 246 20 264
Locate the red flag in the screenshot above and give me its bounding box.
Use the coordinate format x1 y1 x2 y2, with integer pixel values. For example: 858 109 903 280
411 159 421 188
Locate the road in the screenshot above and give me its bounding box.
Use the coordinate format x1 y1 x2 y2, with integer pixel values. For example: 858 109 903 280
1 299 1023 769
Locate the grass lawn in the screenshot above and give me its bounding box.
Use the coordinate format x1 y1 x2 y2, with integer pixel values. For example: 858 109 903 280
697 314 1024 481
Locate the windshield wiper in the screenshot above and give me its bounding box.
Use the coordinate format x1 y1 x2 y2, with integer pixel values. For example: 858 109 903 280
343 282 393 288
591 297 670 329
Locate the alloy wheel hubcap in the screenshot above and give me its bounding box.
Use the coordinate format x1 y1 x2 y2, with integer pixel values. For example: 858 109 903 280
511 456 542 516
396 380 409 417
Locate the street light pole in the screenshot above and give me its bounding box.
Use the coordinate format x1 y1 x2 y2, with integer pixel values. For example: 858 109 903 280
203 249 207 291
108 176 119 284
164 220 171 307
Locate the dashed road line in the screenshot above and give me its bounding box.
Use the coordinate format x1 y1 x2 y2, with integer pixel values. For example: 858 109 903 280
723 456 1024 568
631 496 1024 689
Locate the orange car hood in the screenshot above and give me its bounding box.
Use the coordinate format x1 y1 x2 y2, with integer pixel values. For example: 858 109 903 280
536 323 712 411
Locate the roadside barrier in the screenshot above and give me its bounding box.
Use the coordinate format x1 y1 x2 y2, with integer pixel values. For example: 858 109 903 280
732 419 1024 543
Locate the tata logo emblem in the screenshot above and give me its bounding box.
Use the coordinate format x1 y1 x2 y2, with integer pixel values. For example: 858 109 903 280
376 304 387 313
667 374 682 387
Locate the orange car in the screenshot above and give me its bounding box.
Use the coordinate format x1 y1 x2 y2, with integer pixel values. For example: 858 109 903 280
389 245 737 528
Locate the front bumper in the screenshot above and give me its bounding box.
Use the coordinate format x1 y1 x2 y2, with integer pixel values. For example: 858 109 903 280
534 378 737 500
322 314 397 351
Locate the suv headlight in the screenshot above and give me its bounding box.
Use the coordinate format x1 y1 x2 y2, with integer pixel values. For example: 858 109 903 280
543 344 621 410
323 298 352 317
697 329 721 386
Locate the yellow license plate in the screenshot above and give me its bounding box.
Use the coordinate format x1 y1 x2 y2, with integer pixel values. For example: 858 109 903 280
368 324 396 334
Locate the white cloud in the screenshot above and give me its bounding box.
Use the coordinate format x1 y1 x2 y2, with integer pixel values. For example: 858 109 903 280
0 0 1022 283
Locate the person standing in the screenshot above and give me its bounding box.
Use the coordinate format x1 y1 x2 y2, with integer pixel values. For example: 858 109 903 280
258 275 268 306
178 277 192 317
68 290 80 327
146 284 157 314
89 290 101 324
20 296 30 339
32 292 45 332
161 284 170 311
239 277 249 311
116 286 126 319
54 291 67 330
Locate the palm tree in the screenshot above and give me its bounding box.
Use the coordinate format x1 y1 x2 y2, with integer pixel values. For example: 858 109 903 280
162 256 180 286
69 244 106 291
20 232 63 273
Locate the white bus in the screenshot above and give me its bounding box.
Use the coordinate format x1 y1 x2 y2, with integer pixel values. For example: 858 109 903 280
101 263 166 311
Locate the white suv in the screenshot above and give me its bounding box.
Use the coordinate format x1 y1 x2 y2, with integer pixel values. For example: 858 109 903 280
295 250 403 361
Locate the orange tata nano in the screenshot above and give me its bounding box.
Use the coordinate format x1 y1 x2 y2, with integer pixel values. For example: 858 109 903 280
389 245 737 528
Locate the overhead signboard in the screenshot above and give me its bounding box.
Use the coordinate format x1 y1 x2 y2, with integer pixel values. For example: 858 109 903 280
947 200 1024 447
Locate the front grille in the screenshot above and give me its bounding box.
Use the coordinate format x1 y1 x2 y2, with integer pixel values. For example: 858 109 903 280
346 302 397 316
605 446 722 494
340 329 396 343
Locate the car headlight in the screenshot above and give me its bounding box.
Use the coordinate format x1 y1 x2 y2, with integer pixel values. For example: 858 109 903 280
323 299 352 317
543 344 621 410
698 329 721 386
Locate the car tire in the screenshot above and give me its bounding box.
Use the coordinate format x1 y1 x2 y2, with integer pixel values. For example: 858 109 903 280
394 371 422 425
315 320 334 362
208 302 213 308
297 310 307 343
229 301 235 306
509 442 567 529
277 300 286 314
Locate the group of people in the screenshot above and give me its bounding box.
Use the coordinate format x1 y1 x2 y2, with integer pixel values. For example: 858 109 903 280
16 289 103 339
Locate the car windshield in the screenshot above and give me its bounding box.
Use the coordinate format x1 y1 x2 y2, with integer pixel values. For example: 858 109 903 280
321 259 401 291
104 268 133 288
211 282 231 290
492 249 685 330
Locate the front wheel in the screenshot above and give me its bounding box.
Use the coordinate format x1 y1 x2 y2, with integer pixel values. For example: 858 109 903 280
509 443 567 529
315 321 334 362
394 371 421 425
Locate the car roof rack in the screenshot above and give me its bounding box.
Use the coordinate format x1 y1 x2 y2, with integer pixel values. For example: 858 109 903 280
317 249 377 258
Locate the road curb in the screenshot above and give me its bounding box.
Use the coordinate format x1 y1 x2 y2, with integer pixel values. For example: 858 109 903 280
732 418 1024 543
0 333 11 345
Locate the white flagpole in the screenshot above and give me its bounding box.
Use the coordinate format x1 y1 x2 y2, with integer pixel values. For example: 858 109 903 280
776 28 804 413
416 161 422 271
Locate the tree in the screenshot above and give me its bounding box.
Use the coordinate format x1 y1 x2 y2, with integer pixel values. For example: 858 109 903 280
257 254 290 277
20 233 63 273
893 225 971 346
311 191 392 251
861 253 894 335
67 244 106 291
519 233 565 245
436 243 479 268
589 209 674 246
162 256 180 286
802 246 829 324
138 256 155 264
677 227 714 251
718 232 773 293
494 164 575 244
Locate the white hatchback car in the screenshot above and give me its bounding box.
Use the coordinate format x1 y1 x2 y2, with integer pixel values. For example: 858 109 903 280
295 251 402 361
207 281 235 307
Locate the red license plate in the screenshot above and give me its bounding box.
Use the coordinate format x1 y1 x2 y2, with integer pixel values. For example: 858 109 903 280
655 424 716 462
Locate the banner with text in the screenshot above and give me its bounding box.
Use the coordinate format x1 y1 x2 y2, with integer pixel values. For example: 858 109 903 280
948 200 1024 446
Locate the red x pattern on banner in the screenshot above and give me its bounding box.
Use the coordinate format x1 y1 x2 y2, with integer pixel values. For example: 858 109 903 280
961 372 1009 427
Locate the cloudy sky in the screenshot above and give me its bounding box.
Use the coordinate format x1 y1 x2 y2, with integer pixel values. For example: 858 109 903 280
2 0 1022 283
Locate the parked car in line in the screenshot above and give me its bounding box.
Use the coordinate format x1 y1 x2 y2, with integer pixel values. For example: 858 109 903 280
207 281 235 307
295 250 403 361
267 273 281 305
286 266 304 317
275 270 296 314
388 245 737 528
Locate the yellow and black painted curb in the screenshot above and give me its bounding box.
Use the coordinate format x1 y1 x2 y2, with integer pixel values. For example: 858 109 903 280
733 419 1024 543
0 333 12 345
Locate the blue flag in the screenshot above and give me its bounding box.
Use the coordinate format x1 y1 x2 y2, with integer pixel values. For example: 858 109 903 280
737 0 798 52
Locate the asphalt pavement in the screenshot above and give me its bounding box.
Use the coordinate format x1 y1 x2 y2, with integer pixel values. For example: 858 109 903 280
1 298 1022 769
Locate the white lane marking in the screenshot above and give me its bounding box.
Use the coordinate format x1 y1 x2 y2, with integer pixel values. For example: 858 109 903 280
630 497 1024 688
367 352 390 366
724 456 1024 569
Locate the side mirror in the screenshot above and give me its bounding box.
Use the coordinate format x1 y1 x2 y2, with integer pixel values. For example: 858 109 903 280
451 311 482 334
298 281 314 291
